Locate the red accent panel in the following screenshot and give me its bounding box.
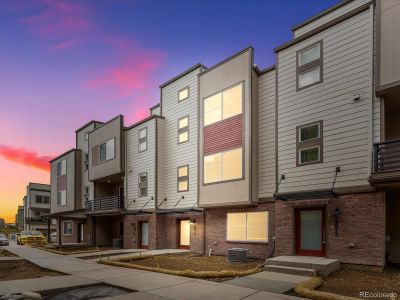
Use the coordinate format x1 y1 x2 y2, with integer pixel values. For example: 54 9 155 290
204 114 243 156
57 175 67 191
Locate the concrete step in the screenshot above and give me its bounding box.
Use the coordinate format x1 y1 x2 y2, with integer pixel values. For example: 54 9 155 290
264 265 317 277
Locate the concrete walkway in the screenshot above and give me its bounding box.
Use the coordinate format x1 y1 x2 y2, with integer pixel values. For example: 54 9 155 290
1 246 307 299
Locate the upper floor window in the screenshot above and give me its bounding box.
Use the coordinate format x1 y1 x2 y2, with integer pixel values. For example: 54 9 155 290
99 138 115 162
204 147 242 184
178 116 189 144
204 83 242 126
138 172 148 197
35 195 49 204
84 132 89 141
178 87 189 102
138 127 147 152
84 153 89 171
57 159 66 176
297 41 323 90
84 186 89 201
57 190 66 206
227 211 268 242
177 165 189 192
297 121 323 166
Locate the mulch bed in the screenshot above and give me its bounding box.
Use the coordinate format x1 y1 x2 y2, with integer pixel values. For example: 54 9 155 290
318 266 400 298
0 260 63 281
0 249 18 257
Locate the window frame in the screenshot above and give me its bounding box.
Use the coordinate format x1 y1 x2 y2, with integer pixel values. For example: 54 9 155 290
43 196 50 204
178 115 189 144
63 221 73 236
57 159 66 176
57 190 66 206
138 127 148 153
84 132 89 141
296 120 323 166
138 172 148 197
35 195 43 204
98 138 116 163
177 165 189 192
226 211 269 243
178 86 190 102
296 40 323 91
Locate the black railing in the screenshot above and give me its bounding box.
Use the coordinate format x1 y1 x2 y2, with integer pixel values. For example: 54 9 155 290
85 196 124 212
25 217 47 224
373 139 400 173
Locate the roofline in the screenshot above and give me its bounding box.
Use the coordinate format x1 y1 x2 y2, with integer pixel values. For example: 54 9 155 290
90 114 124 133
291 0 354 32
159 63 206 88
125 115 165 131
49 148 80 163
254 65 275 75
198 46 254 77
28 182 50 188
274 1 371 53
149 103 160 110
75 120 103 133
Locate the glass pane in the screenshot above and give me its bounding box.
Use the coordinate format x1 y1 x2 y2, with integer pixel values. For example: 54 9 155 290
139 141 147 152
100 144 106 161
299 44 320 66
178 166 188 177
223 84 242 119
141 222 149 246
222 148 242 180
300 147 320 164
179 88 189 101
247 212 268 241
139 128 147 138
179 117 188 129
300 210 322 250
299 67 320 88
227 213 246 241
204 153 222 183
204 93 222 126
106 139 115 160
61 159 66 175
179 131 188 143
300 124 319 141
178 180 188 192
180 220 190 246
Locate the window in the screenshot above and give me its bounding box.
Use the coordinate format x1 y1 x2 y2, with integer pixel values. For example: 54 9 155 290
84 153 89 171
63 221 73 236
57 190 66 206
297 41 322 90
43 196 49 204
84 186 89 201
99 138 115 162
227 212 268 242
35 195 43 204
177 165 189 192
178 116 189 144
178 87 189 101
204 147 242 184
297 121 323 166
138 172 148 197
204 83 243 126
138 128 147 152
57 159 66 176
84 132 89 141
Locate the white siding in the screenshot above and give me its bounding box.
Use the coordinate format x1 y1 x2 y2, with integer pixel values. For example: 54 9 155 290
293 0 369 38
277 8 374 193
125 118 156 210
157 68 201 209
258 70 276 198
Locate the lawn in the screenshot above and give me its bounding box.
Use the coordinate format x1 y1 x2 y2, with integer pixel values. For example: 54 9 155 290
0 260 63 281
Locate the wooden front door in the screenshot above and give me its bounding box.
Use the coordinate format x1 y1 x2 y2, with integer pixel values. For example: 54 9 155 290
178 220 191 249
295 207 326 257
139 222 149 249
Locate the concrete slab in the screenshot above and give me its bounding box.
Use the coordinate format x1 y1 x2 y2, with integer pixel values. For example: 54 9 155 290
226 276 295 294
70 267 147 280
149 281 257 300
249 271 310 284
244 291 307 300
0 257 24 261
104 292 169 300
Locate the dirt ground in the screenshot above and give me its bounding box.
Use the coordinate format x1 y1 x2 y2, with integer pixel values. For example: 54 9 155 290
0 260 63 281
318 266 400 298
0 248 18 257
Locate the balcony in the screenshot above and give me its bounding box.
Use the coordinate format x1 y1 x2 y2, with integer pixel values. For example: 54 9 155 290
370 139 400 187
25 217 47 224
85 196 124 214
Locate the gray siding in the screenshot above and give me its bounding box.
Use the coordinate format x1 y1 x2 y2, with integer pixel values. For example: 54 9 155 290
258 69 276 198
277 7 374 193
125 118 156 210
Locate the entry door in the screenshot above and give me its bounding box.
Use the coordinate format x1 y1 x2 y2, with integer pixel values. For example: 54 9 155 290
179 220 191 249
295 208 326 256
140 222 149 249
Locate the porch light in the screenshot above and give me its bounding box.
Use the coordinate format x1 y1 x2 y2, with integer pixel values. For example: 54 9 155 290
189 218 196 225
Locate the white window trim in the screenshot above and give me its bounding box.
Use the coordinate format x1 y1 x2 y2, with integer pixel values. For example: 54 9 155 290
226 211 269 243
298 123 320 142
299 146 320 165
138 127 148 153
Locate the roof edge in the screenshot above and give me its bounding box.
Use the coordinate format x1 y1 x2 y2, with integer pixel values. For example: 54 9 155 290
49 148 79 163
159 63 206 88
75 120 103 133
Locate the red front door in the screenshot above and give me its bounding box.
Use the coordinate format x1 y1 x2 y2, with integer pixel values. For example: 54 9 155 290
295 207 326 257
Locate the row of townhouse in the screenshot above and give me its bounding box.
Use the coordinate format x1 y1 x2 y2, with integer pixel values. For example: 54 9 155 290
47 0 400 267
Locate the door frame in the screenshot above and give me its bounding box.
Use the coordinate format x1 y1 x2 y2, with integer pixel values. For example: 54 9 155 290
294 207 326 257
138 221 149 249
177 219 191 249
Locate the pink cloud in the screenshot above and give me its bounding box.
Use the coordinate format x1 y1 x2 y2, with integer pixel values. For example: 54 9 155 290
0 145 54 172
132 107 150 122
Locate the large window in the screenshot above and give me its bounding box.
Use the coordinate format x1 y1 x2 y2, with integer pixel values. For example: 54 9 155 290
36 195 49 204
63 221 73 236
297 121 323 166
227 212 268 242
178 116 189 144
297 41 322 90
99 138 115 162
178 87 189 102
138 172 148 197
204 148 242 184
57 159 66 176
57 190 66 206
177 165 189 192
204 83 242 126
138 127 147 152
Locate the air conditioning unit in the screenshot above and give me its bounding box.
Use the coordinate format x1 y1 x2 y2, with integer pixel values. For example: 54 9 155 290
227 248 248 262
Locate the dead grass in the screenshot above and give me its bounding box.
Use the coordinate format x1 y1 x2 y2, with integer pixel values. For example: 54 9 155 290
37 245 113 255
0 248 18 257
0 260 63 281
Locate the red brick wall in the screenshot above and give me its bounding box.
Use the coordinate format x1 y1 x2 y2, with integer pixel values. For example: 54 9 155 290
204 202 275 258
274 192 386 266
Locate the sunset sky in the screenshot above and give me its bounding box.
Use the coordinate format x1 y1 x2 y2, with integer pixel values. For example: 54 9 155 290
0 0 337 223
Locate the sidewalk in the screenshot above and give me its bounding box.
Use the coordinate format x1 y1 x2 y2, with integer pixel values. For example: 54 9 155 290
2 246 307 299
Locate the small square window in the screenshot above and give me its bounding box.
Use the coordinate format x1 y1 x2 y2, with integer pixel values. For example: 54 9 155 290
300 124 320 141
84 132 89 141
297 121 323 166
138 172 148 197
178 116 189 144
178 87 189 101
177 165 189 192
297 41 322 90
139 128 147 152
300 147 320 164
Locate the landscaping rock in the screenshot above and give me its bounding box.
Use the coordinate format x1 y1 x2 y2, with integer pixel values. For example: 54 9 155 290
21 292 42 300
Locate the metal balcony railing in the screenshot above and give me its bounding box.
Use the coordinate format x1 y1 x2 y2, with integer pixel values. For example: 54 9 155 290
373 139 400 173
85 196 124 212
25 217 47 224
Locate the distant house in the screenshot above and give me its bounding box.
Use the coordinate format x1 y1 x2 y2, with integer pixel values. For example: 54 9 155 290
15 205 24 230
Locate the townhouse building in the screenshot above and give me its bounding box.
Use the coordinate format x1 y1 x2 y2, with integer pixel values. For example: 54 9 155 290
49 0 399 267
15 205 24 231
23 183 56 235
